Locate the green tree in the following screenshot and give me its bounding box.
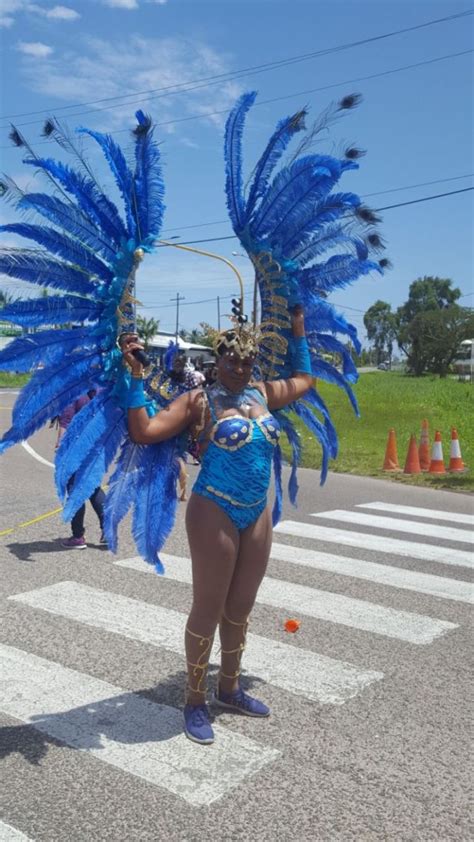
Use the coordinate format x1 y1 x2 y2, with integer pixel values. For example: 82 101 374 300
136 315 160 348
363 300 397 365
0 289 17 308
397 277 462 374
405 305 474 377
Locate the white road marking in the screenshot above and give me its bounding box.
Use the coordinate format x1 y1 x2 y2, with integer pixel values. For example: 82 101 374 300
311 510 473 545
0 644 279 807
21 441 54 468
357 501 474 526
0 822 33 841
275 521 473 569
116 554 458 645
10 582 383 705
270 543 473 605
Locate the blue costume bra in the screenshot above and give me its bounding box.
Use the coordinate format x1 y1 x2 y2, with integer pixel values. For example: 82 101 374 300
192 383 280 531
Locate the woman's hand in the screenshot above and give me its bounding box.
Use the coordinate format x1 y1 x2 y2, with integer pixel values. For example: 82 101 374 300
291 305 305 338
121 335 145 378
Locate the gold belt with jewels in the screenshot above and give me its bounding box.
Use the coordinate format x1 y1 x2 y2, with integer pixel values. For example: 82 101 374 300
205 485 267 508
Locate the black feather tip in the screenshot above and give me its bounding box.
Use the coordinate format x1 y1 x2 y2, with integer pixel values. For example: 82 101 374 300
379 258 392 270
133 110 153 137
289 109 308 131
42 119 56 138
9 126 24 147
344 146 366 160
366 232 386 252
338 93 363 111
356 205 382 225
0 180 8 197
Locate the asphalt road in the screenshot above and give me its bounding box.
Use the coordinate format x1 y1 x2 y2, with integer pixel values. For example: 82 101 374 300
0 390 473 842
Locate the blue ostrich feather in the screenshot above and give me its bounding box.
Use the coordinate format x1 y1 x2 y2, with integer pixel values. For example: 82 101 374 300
275 410 302 505
0 326 94 372
23 157 127 247
245 109 306 221
17 193 117 262
298 254 380 295
103 438 144 553
132 439 180 572
311 356 359 417
133 110 165 242
0 295 102 328
304 387 338 458
304 298 360 353
272 444 283 526
0 351 101 453
164 340 179 372
78 128 136 240
0 249 100 296
0 223 113 281
315 333 359 384
224 91 257 233
62 410 126 521
252 156 345 240
274 191 361 258
55 387 118 498
292 400 330 484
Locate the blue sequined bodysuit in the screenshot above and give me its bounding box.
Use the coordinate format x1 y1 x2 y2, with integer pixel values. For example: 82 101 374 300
192 383 280 530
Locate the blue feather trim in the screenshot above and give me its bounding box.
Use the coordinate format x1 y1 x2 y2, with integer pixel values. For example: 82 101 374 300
0 224 113 281
103 438 143 553
133 110 165 241
0 295 102 328
0 326 95 372
78 128 136 240
0 250 100 297
132 439 180 571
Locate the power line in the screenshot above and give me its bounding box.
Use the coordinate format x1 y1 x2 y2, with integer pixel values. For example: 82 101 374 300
1 48 471 148
158 187 474 247
2 9 471 124
161 173 474 235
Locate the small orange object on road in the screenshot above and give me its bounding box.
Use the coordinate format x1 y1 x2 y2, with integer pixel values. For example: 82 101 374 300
284 619 301 633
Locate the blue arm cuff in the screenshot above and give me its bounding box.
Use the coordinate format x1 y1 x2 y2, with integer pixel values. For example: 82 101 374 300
127 377 148 409
288 336 312 375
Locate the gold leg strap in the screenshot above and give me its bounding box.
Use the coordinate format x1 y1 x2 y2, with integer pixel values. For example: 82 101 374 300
219 614 249 681
185 626 213 698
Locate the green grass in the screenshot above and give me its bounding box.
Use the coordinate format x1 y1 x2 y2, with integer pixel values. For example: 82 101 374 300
299 372 474 492
0 372 31 388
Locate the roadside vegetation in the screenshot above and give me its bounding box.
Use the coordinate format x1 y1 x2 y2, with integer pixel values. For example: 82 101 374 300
300 372 474 492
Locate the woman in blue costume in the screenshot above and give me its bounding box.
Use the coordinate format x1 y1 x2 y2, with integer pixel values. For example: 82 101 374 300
121 306 312 744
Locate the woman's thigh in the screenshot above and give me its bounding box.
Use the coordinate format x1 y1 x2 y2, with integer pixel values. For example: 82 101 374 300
224 505 273 618
186 493 240 619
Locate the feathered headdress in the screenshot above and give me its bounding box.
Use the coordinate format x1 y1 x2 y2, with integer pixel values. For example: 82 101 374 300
224 91 389 517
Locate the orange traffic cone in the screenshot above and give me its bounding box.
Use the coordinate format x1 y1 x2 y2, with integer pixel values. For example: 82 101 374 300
383 428 401 471
428 431 446 474
418 419 430 472
448 428 466 472
404 434 421 474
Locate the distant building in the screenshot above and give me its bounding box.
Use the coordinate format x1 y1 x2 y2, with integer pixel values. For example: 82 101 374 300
148 331 214 363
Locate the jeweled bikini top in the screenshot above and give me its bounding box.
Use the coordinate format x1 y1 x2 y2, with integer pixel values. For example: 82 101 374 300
202 383 281 451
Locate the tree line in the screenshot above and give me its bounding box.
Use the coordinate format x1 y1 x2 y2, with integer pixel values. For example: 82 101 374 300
364 277 474 376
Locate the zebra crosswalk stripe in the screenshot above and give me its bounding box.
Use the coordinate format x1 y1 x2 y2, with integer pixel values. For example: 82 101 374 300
311 510 473 545
274 521 473 568
0 643 279 807
9 581 383 705
116 554 458 645
270 542 473 605
357 502 474 526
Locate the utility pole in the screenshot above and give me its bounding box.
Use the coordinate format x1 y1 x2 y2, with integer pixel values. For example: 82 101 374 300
217 296 221 331
170 293 185 342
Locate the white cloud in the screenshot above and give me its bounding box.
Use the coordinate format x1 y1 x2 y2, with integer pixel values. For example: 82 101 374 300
0 0 23 27
28 4 81 20
17 35 239 132
17 40 54 57
102 0 139 8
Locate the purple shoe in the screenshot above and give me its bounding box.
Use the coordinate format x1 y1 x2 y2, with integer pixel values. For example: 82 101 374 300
183 704 214 745
61 536 87 550
214 685 270 718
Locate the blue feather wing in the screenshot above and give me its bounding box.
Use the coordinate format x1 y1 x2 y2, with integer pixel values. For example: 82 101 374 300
0 223 113 281
0 249 100 297
62 409 126 521
133 110 165 241
132 439 180 572
0 295 102 328
0 326 95 372
79 128 136 240
103 438 143 553
245 110 306 220
0 351 101 453
224 91 257 233
23 157 127 247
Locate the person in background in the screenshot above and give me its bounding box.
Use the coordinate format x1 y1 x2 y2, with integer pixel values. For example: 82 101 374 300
57 390 107 550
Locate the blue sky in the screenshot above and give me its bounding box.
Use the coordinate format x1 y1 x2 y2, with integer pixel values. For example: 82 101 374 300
0 0 472 339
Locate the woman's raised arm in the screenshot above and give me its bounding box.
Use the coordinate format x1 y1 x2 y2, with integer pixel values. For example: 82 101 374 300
265 306 313 411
